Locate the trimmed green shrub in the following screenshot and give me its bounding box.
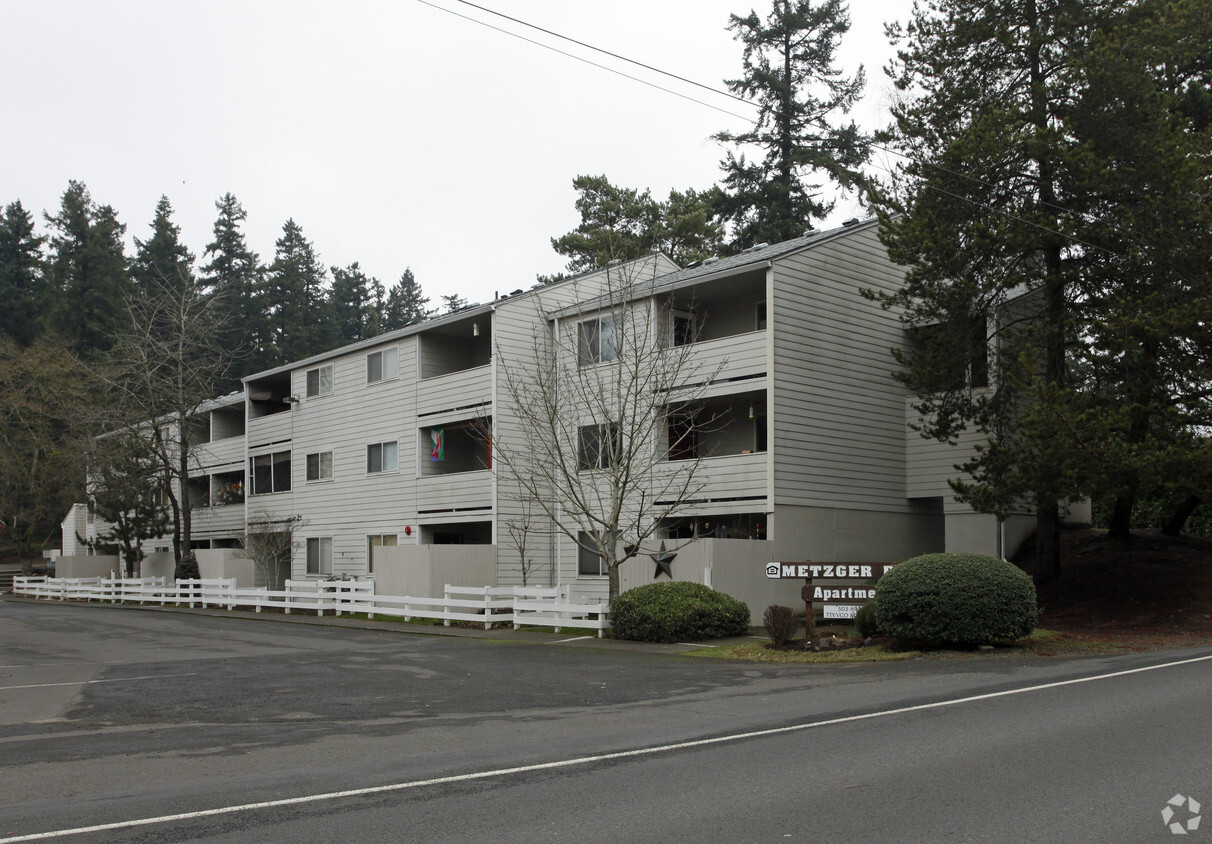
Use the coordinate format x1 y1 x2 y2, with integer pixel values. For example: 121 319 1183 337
612 582 750 643
763 604 799 646
854 599 880 638
875 553 1037 646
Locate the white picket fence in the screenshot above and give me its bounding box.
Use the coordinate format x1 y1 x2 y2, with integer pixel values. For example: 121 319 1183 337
12 576 611 636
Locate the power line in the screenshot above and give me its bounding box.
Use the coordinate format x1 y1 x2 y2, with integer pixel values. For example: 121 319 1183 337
419 0 1123 256
413 0 753 124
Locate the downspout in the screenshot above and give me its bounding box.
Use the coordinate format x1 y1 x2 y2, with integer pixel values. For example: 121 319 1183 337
553 315 562 591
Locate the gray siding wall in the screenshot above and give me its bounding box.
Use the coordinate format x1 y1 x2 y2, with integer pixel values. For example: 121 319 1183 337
770 225 914 514
283 337 418 579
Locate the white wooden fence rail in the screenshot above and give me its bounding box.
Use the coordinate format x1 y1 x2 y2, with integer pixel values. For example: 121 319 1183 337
12 577 611 636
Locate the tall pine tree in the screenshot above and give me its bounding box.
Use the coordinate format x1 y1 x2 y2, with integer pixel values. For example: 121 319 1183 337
201 193 263 378
0 201 46 346
44 181 132 355
260 219 330 367
876 0 1212 575
546 175 723 278
329 262 379 343
713 0 869 250
382 268 432 330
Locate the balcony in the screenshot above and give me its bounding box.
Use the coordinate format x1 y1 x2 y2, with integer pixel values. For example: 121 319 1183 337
653 451 768 515
416 364 492 420
416 470 493 517
672 331 767 398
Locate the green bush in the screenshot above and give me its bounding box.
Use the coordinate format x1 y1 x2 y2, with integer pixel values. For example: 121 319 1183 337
854 599 880 637
875 553 1037 646
612 582 751 643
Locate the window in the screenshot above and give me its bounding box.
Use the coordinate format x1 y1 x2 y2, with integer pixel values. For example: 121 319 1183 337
754 410 767 453
577 531 614 577
306 537 332 575
250 451 291 495
671 310 697 347
578 424 620 471
756 301 767 331
306 451 333 481
367 347 398 383
367 534 397 573
578 315 618 365
305 364 333 397
367 441 398 473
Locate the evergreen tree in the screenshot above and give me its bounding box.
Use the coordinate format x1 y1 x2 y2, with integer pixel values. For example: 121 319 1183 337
131 196 195 299
261 219 330 367
86 432 171 576
713 0 869 251
200 193 263 377
441 293 469 313
0 201 46 346
329 262 379 343
382 268 432 330
547 175 723 278
875 0 1212 576
44 181 132 355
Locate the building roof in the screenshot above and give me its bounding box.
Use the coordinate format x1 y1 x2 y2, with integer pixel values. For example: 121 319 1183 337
545 218 877 321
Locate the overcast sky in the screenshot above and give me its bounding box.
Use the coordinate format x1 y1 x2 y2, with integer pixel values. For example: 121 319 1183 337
3 0 913 307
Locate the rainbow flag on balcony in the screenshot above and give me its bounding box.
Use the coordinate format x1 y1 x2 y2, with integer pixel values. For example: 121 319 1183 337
431 427 444 461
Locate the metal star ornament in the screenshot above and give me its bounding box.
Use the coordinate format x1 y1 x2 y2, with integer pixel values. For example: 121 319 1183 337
651 541 677 579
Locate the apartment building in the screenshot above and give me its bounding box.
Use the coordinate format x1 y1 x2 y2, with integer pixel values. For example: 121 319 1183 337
77 219 1031 610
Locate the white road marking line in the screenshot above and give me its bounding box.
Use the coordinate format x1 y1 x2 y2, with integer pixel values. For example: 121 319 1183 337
8 652 1212 842
552 636 593 643
0 673 197 691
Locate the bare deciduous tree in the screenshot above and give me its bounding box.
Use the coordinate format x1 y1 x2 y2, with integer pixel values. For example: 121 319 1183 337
98 270 239 575
490 260 725 601
234 512 304 590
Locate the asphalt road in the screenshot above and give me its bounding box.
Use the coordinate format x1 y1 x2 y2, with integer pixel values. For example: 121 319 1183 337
1 598 1209 842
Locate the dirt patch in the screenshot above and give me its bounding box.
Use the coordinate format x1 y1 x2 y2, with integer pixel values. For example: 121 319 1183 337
1034 528 1212 650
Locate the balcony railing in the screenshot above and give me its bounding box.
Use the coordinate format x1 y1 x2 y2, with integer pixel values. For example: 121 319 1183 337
416 469 493 514
656 451 767 505
417 364 492 418
670 331 766 395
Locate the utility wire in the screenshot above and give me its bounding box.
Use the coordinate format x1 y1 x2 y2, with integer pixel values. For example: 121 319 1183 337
413 0 753 123
420 0 1122 257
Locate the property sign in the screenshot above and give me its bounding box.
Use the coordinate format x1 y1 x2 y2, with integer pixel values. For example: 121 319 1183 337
823 605 860 620
765 562 896 580
765 561 898 622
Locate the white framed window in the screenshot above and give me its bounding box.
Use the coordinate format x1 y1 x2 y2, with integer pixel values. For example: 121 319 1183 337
306 537 332 575
367 534 398 574
250 451 291 495
305 364 333 397
366 441 398 474
578 315 619 365
577 530 614 577
305 451 333 482
367 346 399 383
578 423 620 471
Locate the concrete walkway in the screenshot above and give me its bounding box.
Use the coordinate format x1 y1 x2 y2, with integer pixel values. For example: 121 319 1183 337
0 592 760 654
